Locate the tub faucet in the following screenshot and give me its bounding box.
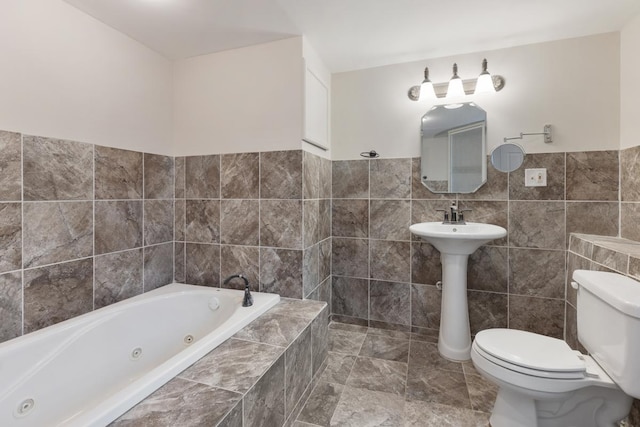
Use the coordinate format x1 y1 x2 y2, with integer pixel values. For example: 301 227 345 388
223 274 253 307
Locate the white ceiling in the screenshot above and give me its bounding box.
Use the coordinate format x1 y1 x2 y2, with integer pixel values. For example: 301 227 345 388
63 0 640 72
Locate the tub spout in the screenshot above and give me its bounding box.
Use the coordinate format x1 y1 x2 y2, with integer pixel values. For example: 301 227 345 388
223 274 253 307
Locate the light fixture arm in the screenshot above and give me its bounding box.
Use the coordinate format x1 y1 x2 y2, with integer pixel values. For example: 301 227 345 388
503 125 553 144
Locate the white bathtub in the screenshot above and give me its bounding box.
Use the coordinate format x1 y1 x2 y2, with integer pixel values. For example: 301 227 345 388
0 284 280 427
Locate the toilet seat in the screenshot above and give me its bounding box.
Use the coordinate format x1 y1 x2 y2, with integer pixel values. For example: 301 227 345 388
474 329 586 379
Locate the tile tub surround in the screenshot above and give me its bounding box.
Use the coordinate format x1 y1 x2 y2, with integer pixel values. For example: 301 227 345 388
330 151 621 341
174 150 332 303
0 130 175 343
566 233 640 426
111 298 329 427
291 322 494 426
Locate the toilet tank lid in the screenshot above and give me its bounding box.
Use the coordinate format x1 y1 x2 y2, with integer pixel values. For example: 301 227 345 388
573 270 640 318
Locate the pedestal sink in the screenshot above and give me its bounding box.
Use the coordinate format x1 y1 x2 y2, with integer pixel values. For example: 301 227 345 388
410 222 507 361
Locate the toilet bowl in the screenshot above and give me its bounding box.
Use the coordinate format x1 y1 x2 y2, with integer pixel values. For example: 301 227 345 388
470 270 640 427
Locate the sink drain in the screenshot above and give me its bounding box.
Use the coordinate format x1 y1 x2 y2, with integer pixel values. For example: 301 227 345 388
184 335 194 345
14 398 35 418
130 347 143 360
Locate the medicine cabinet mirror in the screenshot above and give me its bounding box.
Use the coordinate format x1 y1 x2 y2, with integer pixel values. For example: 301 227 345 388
420 102 487 193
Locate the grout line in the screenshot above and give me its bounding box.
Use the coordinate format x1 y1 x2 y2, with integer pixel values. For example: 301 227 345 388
20 133 24 336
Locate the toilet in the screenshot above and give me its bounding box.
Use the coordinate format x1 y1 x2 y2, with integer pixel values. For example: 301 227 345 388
470 269 640 427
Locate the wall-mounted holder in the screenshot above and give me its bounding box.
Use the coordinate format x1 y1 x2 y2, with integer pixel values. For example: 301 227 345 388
360 150 380 158
504 124 553 144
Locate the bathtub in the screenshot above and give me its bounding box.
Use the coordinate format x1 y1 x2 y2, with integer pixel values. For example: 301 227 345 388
0 284 280 427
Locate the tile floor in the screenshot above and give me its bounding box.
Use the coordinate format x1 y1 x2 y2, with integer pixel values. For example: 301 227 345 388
293 322 497 427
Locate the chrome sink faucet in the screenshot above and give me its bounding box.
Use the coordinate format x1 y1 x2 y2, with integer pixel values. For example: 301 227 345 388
223 274 253 307
436 201 472 224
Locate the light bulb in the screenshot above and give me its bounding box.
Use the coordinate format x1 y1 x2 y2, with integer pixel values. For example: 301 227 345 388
418 67 436 101
474 59 496 94
446 63 465 98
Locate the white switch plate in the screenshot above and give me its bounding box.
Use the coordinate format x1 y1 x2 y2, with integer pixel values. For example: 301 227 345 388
525 168 547 187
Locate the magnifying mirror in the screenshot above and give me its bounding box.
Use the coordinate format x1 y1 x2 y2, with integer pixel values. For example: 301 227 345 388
490 143 525 173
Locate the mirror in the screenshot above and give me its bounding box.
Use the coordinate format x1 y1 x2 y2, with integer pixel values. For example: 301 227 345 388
421 102 486 193
490 143 525 172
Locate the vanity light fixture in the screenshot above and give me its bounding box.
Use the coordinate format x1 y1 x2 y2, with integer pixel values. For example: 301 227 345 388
407 58 505 101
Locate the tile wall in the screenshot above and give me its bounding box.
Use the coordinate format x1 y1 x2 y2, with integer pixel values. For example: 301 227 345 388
173 150 332 302
330 151 621 339
0 129 175 343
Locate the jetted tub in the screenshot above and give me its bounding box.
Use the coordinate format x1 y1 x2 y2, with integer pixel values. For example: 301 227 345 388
0 284 280 426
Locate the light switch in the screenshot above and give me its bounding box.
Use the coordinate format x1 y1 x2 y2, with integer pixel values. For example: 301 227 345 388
525 168 547 187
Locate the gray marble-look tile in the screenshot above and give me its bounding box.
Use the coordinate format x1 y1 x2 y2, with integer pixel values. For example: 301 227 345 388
144 200 173 246
370 158 411 199
370 241 410 283
370 280 410 326
328 328 367 356
509 152 565 200
286 326 313 417
320 157 332 199
463 156 508 201
95 146 143 200
174 157 185 199
629 399 640 427
220 199 259 245
620 145 640 202
330 314 369 328
566 202 619 243
23 201 93 268
217 400 242 427
566 251 591 307
332 160 369 199
95 249 143 309
509 201 565 249
509 248 565 298
410 284 441 329
318 200 331 241
411 200 451 236
95 200 143 254
23 258 93 333
403 400 490 426
621 202 640 242
411 157 452 200
0 271 22 342
592 245 628 273
569 234 593 258
358 334 409 363
318 352 357 385
311 306 329 375
261 150 303 199
111 377 242 427
331 276 368 319
367 320 411 333
0 203 22 273
468 290 507 335
244 356 285 427
304 200 320 248
260 248 303 298
185 155 220 199
330 385 405 426
221 152 259 199
369 200 411 241
220 245 259 291
468 245 508 293
179 337 284 393
345 356 407 396
304 151 321 200
411 241 442 285
410 326 440 343
409 340 462 372
329 321 369 333
185 199 220 244
144 243 173 291
457 200 508 246
174 242 185 283
234 312 310 347
509 295 564 339
367 326 412 341
23 135 93 201
185 243 220 286
268 298 328 322
331 238 368 278
566 151 618 201
261 199 303 249
629 256 640 281
174 199 185 241
297 381 343 427
319 238 331 283
144 153 173 200
331 199 368 238
406 365 471 408
0 131 22 201
309 277 331 310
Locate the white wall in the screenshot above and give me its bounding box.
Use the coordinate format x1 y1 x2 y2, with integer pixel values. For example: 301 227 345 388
173 37 303 156
332 33 620 160
0 0 173 155
621 14 640 149
302 37 332 159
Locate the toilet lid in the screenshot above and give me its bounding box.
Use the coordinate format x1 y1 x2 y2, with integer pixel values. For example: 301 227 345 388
474 329 586 377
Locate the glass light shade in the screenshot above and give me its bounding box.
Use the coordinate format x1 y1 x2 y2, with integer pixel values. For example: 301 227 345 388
475 73 495 94
419 81 436 100
446 77 465 98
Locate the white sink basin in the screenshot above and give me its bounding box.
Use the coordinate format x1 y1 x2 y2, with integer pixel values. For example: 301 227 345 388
410 222 507 255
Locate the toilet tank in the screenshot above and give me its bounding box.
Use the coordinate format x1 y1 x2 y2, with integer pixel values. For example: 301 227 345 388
574 269 640 398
